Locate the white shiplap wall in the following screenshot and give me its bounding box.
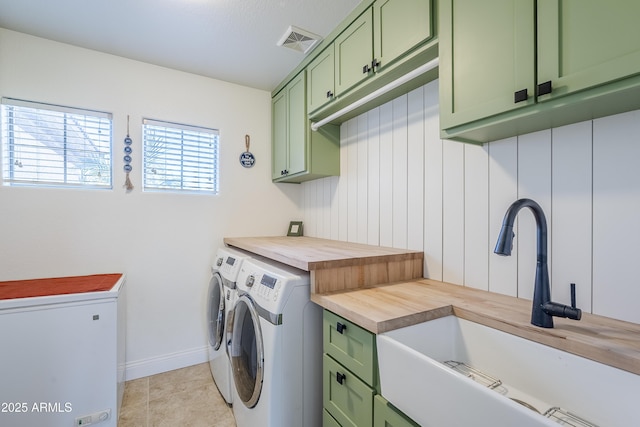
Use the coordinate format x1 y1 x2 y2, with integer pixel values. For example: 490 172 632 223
301 79 640 325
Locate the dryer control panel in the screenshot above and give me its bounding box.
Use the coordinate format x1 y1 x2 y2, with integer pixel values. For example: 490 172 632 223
245 273 281 302
219 255 248 284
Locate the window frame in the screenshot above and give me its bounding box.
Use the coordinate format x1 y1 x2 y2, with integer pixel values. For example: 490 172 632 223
142 118 220 195
1 97 113 189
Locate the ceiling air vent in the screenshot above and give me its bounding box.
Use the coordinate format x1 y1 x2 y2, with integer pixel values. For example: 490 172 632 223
277 25 322 54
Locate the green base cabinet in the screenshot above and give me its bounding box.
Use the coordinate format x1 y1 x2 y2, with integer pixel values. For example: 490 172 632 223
324 409 344 427
374 396 420 427
271 71 340 183
440 0 640 144
322 310 417 427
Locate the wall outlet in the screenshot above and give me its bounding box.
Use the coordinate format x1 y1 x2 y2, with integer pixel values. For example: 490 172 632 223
75 409 111 426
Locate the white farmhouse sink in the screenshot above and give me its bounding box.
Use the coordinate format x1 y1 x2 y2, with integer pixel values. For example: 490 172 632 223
377 315 640 427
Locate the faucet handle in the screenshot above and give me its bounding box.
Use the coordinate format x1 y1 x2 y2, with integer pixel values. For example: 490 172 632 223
541 283 582 321
542 301 582 321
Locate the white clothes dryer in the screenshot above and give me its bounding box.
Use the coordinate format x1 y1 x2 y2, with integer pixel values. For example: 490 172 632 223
229 257 322 427
207 246 251 404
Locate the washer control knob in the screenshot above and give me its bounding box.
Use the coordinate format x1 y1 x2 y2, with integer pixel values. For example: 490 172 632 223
246 275 255 287
216 257 223 267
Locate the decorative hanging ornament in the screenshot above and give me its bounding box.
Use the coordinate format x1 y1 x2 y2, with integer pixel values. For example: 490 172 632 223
239 134 255 168
123 115 134 191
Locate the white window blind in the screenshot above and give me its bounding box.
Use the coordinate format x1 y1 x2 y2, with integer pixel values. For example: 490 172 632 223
143 118 219 194
1 98 113 188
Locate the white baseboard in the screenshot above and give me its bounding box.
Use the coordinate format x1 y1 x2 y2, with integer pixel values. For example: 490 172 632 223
125 345 209 380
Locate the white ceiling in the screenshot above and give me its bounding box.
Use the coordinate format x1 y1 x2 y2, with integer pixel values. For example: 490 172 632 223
0 0 362 91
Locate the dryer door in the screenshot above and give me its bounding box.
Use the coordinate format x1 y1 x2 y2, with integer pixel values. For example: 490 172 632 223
207 273 225 351
230 294 264 408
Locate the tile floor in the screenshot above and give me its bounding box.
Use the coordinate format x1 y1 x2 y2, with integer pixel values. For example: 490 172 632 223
118 363 236 427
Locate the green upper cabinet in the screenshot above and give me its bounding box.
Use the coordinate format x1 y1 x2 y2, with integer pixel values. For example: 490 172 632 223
334 0 434 98
273 0 438 183
536 0 640 102
272 71 340 183
287 73 307 176
440 0 640 144
335 10 374 96
439 0 535 130
271 88 289 181
373 0 433 72
307 44 336 114
272 72 306 181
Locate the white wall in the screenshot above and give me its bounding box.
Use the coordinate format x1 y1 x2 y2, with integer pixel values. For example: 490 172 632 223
302 79 640 326
0 29 304 378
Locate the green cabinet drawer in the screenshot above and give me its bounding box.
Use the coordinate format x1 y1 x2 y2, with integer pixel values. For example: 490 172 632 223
323 310 378 388
324 408 342 427
324 354 375 427
373 395 419 427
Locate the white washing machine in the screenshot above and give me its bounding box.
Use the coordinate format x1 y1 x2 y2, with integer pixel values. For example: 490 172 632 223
229 257 322 427
207 246 251 404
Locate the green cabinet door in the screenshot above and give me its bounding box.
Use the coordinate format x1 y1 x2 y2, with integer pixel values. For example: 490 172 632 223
271 72 306 179
307 45 336 114
271 89 288 181
537 0 640 101
439 0 536 130
373 0 433 72
335 9 374 96
287 72 307 176
272 71 340 183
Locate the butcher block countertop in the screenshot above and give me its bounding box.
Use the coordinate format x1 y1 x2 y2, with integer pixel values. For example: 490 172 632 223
311 279 640 376
223 236 422 270
224 236 424 293
224 236 640 376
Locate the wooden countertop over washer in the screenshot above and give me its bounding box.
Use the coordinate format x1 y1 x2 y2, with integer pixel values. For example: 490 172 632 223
223 236 424 293
311 279 640 377
223 236 423 270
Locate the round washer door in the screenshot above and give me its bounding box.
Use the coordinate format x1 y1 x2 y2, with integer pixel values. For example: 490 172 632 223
207 273 225 350
230 294 264 408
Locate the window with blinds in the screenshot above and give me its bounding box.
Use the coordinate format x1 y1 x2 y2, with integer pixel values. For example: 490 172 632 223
142 118 219 194
1 98 113 188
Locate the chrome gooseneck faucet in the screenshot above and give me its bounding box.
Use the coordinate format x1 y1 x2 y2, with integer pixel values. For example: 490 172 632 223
494 198 582 328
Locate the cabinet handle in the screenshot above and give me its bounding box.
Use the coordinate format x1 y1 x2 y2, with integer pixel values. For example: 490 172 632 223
336 322 347 334
281 169 289 176
326 90 333 99
362 64 371 74
514 88 528 103
336 371 346 385
537 80 552 96
372 58 381 70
